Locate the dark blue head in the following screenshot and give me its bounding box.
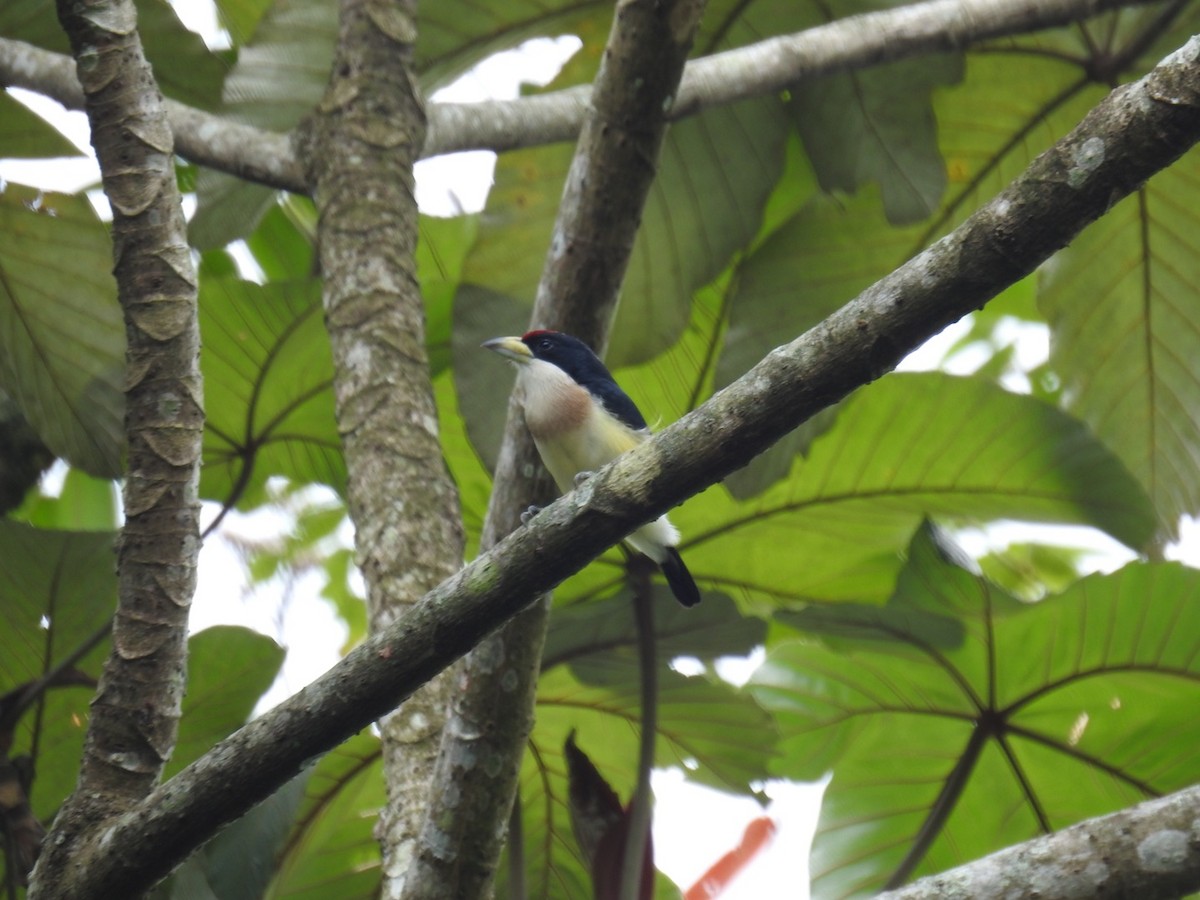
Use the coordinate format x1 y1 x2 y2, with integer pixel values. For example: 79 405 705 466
519 330 648 431
520 330 606 381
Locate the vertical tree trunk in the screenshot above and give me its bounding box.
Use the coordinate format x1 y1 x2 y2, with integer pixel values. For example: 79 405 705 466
297 0 465 893
404 1 707 895
31 0 202 895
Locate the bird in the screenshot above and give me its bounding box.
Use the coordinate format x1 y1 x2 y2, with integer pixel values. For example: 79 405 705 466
483 329 701 607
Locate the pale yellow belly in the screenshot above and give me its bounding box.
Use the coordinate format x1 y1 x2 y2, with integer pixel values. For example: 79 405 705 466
533 427 679 562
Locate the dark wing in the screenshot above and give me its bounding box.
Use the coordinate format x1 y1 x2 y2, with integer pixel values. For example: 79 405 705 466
586 377 648 432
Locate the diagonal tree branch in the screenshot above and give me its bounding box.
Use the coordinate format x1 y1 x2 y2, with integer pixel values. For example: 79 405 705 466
0 0 1161 191
423 0 1163 156
876 785 1200 899
30 31 1200 900
403 1 707 895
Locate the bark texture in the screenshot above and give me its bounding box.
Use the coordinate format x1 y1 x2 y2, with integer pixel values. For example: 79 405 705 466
401 1 707 896
296 0 465 895
29 0 201 897
25 32 1200 899
877 786 1200 900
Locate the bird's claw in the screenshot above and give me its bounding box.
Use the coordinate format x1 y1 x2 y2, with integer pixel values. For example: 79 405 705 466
573 470 595 487
520 504 542 526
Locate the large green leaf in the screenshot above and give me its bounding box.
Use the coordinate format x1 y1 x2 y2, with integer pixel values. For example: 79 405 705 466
564 372 1155 610
0 0 226 110
1041 161 1200 532
267 731 384 899
151 628 290 900
912 46 1102 254
0 185 125 477
542 590 766 683
420 213 478 377
752 523 1200 897
15 467 118 531
610 95 791 367
199 277 344 510
0 521 114 843
152 772 310 900
188 0 335 247
433 366 493 558
920 17 1200 532
202 0 602 127
0 523 115 692
499 589 774 897
189 174 278 252
245 199 316 282
418 3 602 91
709 40 1107 499
507 665 774 899
134 0 228 110
716 186 918 498
214 0 337 132
718 189 887 396
544 617 775 782
912 16 1199 485
166 626 284 778
0 0 65 50
719 233 1043 500
213 0 275 46
728 6 1200 509
791 54 962 225
0 93 81 158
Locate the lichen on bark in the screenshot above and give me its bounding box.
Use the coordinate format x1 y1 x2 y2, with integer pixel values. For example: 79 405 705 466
295 0 466 894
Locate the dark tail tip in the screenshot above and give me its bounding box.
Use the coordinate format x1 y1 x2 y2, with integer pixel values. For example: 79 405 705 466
661 547 701 607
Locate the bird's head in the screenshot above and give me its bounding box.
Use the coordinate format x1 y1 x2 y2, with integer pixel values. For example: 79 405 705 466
482 330 609 386
483 330 648 433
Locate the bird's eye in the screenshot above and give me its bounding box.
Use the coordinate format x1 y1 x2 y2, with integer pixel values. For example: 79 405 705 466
538 338 553 352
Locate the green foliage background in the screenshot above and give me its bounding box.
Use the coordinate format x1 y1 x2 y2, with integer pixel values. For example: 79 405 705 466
2 0 1199 897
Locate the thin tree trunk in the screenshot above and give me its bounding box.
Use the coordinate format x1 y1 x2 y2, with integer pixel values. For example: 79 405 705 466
30 0 201 895
296 0 465 895
399 1 725 895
